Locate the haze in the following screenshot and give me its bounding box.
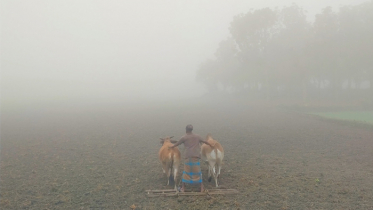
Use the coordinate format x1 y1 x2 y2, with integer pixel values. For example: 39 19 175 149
1 0 371 111
1 1 373 209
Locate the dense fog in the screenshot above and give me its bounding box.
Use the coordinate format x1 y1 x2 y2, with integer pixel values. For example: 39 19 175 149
197 1 373 105
1 0 372 113
1 2 373 209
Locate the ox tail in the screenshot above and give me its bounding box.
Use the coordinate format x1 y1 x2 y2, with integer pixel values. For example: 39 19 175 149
168 152 174 185
208 148 218 182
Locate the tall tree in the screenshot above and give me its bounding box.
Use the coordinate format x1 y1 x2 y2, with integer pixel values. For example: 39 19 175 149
312 7 341 98
197 1 372 102
214 38 242 91
229 8 278 98
267 4 310 100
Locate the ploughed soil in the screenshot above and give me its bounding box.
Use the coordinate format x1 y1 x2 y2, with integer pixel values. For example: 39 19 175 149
1 100 373 209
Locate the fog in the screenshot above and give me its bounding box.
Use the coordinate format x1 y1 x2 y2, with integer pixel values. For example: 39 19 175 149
2 2 373 209
1 0 371 112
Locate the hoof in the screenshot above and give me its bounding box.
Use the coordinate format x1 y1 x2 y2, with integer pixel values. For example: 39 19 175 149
208 177 212 182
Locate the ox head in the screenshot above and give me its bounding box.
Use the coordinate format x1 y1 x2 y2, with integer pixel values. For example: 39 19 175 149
205 134 217 147
160 136 177 145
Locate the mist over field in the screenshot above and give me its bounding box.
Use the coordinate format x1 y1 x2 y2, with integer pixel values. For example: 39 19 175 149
1 1 373 209
2 0 372 114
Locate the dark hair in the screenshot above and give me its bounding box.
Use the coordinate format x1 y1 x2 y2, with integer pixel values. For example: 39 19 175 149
186 124 193 132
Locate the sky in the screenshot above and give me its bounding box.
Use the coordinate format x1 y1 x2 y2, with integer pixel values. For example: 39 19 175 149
1 0 370 109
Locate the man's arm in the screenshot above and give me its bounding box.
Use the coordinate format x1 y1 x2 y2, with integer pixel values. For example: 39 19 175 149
199 136 213 147
169 138 184 148
200 139 213 147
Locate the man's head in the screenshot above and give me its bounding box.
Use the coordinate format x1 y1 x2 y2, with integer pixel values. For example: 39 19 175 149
186 124 193 133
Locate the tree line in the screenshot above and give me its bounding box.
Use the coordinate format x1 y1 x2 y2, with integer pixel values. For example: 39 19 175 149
197 1 373 103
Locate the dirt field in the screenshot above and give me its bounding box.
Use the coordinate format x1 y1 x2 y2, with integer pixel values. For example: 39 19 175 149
1 100 373 209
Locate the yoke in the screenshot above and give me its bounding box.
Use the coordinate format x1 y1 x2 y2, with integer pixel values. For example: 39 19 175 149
145 188 239 197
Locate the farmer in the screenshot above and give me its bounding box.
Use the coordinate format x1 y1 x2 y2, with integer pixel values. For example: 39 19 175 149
169 124 213 192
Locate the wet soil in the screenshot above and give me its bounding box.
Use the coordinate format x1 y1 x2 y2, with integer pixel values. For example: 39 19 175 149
1 101 373 209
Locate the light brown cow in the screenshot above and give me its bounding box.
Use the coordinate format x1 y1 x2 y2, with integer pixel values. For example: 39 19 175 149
158 136 181 190
201 134 224 187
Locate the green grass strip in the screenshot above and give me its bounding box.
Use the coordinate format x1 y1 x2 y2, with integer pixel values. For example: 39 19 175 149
311 111 373 124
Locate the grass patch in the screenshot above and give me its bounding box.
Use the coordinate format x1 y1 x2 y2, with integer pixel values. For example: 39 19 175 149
311 111 373 124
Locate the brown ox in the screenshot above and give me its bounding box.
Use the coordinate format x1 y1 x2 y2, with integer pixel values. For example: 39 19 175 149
201 134 224 187
159 136 181 190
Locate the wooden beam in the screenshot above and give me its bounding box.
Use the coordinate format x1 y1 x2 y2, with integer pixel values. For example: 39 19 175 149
146 189 239 197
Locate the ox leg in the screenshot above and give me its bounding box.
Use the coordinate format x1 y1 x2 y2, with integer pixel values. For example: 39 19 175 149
161 163 167 180
205 160 210 182
207 165 212 182
208 161 215 182
215 164 221 187
212 166 219 187
217 163 221 179
162 162 167 174
173 167 178 190
167 167 172 185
